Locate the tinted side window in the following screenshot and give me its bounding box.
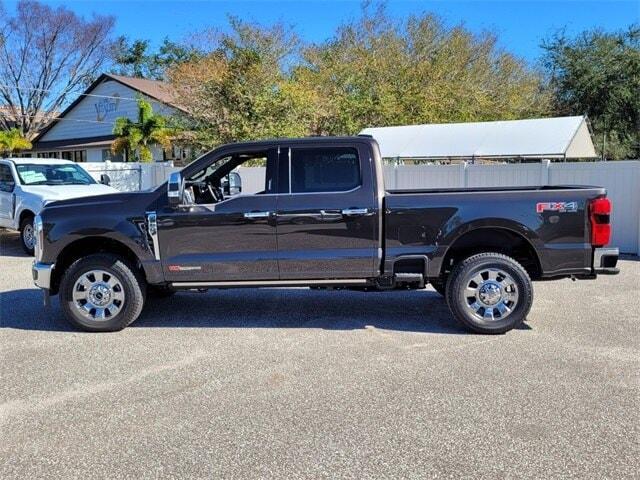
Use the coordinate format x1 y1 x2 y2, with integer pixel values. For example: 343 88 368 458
290 147 360 194
0 164 15 192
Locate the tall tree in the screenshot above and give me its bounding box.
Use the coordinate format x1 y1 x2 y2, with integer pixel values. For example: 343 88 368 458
0 0 115 137
542 26 640 159
111 37 202 80
112 97 172 162
168 17 306 149
0 128 32 157
296 3 551 135
169 5 551 148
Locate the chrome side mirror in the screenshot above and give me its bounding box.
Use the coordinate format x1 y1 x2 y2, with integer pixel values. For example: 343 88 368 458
167 171 184 207
227 171 242 196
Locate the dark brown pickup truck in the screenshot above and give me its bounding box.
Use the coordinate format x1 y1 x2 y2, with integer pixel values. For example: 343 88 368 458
33 136 619 333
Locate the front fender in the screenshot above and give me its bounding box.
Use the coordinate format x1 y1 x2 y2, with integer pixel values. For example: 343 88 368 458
39 197 153 262
14 191 45 227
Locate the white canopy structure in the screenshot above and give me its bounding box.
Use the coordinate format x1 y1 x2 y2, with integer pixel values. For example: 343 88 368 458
360 116 597 161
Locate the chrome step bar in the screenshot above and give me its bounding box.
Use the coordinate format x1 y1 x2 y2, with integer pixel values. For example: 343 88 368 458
171 278 369 289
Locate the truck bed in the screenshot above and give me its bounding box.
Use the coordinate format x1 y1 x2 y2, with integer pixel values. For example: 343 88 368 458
383 185 607 280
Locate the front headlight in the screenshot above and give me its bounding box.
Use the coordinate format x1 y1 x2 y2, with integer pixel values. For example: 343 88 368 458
34 214 43 261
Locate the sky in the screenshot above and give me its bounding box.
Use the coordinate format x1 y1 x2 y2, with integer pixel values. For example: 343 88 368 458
4 0 639 63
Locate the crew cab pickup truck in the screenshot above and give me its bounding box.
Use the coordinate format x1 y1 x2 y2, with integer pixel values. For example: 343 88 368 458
0 158 116 254
32 137 619 333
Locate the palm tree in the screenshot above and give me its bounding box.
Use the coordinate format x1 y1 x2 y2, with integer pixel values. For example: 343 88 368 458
112 97 172 162
0 128 32 157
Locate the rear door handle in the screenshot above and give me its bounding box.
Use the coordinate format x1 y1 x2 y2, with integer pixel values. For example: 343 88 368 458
341 208 371 216
243 211 271 219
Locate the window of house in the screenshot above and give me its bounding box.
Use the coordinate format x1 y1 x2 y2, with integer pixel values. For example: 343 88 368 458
102 149 124 162
290 147 361 194
73 150 87 163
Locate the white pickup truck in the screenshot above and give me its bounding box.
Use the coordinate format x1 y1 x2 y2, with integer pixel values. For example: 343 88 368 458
0 158 117 254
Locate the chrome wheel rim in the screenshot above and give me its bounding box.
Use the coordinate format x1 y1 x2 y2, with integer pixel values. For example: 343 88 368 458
71 270 125 321
22 223 35 250
461 268 519 322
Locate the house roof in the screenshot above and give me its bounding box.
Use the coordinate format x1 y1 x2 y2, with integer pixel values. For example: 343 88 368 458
105 74 178 105
360 116 597 160
32 73 185 145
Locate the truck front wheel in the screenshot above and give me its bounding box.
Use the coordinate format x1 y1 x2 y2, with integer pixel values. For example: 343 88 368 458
19 215 35 255
60 254 146 332
445 252 533 334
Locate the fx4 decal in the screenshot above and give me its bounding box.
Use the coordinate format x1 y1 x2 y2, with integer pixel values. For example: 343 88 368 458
536 201 578 213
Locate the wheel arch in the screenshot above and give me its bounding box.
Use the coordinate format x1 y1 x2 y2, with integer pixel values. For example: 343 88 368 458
18 208 35 225
50 236 145 295
439 224 542 280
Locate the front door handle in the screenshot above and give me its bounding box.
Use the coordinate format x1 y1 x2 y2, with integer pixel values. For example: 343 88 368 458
341 208 371 216
320 209 342 218
243 211 271 219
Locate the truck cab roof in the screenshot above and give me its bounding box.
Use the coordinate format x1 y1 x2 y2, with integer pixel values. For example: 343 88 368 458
2 157 76 165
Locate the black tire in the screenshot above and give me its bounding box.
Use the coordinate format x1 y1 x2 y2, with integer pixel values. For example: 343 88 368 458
445 252 533 334
148 285 176 298
430 278 446 296
60 253 146 332
19 215 35 255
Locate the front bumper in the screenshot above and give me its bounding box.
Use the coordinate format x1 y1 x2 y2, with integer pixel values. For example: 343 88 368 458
32 261 55 289
593 247 619 275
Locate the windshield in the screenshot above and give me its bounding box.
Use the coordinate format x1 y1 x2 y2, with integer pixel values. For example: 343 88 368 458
15 163 96 186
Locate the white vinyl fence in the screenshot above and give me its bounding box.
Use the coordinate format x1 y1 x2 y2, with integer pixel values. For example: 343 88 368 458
81 160 640 255
81 162 179 192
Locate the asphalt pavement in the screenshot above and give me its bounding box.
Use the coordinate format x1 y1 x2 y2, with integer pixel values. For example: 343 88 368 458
1 229 638 479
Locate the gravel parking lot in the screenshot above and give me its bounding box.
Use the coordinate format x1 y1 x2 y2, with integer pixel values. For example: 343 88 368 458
1 229 638 479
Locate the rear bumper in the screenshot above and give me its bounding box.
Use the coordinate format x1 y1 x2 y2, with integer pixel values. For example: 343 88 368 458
593 247 619 275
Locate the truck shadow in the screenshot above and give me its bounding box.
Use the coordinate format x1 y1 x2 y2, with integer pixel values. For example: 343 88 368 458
0 287 527 335
0 230 30 258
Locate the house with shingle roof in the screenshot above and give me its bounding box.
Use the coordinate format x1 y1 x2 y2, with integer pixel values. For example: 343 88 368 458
31 73 188 163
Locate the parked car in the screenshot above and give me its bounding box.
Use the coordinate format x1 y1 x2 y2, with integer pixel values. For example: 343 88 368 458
32 137 619 333
0 158 117 254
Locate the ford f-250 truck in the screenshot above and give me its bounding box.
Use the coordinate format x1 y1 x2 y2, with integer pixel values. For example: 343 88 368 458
0 158 116 255
32 136 619 333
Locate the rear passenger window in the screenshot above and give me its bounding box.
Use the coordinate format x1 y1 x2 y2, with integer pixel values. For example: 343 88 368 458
290 147 360 193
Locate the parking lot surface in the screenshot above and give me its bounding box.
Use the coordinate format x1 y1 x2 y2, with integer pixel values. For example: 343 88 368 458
1 229 638 479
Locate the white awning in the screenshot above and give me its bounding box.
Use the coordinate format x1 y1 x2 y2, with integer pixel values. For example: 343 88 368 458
360 116 597 160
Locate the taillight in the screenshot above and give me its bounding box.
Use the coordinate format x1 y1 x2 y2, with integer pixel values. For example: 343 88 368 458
590 197 611 247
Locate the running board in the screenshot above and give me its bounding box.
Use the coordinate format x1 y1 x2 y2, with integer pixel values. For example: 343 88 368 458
170 278 369 289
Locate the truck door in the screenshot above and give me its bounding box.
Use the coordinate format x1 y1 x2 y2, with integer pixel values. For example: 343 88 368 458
156 147 280 282
0 163 16 226
275 143 379 279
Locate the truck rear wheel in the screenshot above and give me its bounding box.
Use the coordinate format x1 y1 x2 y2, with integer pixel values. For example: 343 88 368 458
60 254 146 332
445 252 533 334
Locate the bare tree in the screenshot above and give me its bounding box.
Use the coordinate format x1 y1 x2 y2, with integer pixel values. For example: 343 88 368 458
0 0 115 137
